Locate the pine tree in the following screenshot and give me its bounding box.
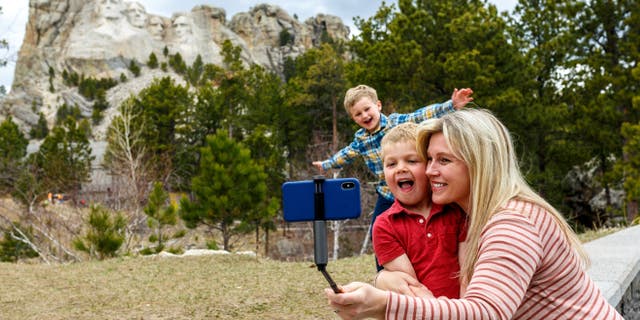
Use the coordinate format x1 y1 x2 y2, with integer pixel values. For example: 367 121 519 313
179 131 267 251
147 52 159 69
73 205 126 260
0 116 28 162
128 60 141 77
143 182 177 252
30 112 49 139
0 116 29 193
36 117 94 197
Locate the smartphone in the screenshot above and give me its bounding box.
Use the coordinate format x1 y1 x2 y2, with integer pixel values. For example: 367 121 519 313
282 178 361 222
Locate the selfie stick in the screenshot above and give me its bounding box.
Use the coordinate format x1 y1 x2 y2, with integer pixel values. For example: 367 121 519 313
313 176 341 293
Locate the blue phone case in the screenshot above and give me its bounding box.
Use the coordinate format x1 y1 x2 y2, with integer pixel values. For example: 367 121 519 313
282 178 362 222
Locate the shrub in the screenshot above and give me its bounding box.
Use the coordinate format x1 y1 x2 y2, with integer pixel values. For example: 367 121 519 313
0 225 38 262
73 205 126 260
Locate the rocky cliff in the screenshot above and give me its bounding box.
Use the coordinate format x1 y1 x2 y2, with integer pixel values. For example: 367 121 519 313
0 0 349 138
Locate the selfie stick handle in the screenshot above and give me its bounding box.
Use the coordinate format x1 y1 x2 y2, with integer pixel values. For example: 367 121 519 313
313 176 327 266
312 176 341 293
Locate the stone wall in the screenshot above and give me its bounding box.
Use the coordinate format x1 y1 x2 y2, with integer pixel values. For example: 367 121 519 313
584 224 640 319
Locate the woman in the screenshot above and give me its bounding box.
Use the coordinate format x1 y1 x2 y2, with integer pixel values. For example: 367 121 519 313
325 108 623 319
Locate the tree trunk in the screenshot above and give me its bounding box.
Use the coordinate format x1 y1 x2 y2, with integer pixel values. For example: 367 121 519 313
255 224 259 256
264 228 270 257
221 221 230 251
360 214 373 255
627 200 638 224
332 220 341 260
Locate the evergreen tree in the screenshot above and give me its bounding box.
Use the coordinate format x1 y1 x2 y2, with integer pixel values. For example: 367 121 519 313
135 77 190 156
242 125 284 255
218 40 247 137
143 182 177 252
508 0 585 209
147 52 159 69
0 116 28 162
179 131 267 251
48 66 55 92
55 103 83 125
36 117 94 197
0 116 29 193
133 77 192 188
12 155 47 211
128 60 141 77
618 123 640 210
348 0 520 110
186 54 204 85
73 205 126 260
284 43 349 170
279 29 294 46
169 52 186 74
30 112 49 139
567 0 640 223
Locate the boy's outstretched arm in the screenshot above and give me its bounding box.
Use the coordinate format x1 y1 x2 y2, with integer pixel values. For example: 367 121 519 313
451 88 474 110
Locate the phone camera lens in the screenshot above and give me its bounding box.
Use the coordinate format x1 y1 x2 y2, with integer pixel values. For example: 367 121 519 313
342 182 355 189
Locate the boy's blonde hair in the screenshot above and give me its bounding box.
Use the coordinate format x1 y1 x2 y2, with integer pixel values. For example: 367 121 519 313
344 84 378 112
381 122 418 158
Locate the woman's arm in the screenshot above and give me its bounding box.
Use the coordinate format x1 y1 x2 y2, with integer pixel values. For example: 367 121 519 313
327 212 543 319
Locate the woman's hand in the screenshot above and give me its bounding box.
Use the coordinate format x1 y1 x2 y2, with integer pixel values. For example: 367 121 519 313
325 282 387 320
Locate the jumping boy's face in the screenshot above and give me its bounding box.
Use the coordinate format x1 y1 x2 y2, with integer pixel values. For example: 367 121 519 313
383 140 430 213
349 97 382 132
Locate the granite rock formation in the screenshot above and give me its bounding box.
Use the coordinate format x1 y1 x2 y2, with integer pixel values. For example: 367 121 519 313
1 0 349 137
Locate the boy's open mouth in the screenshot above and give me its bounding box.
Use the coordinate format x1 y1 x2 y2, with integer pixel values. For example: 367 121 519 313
398 179 414 190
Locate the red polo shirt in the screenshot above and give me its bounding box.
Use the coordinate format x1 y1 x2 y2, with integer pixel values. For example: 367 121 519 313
373 200 467 298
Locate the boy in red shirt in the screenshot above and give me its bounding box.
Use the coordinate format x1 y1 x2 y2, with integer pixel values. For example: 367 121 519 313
373 122 467 298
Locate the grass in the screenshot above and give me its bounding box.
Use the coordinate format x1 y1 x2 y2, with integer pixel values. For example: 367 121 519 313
0 253 376 319
578 226 625 243
0 200 625 320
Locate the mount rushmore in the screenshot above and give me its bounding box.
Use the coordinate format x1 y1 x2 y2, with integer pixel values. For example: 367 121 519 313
1 0 350 137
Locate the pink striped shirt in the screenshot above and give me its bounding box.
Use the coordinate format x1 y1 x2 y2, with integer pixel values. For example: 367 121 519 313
386 199 623 319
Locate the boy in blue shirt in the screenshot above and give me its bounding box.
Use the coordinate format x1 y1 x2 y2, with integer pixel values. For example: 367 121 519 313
312 84 473 269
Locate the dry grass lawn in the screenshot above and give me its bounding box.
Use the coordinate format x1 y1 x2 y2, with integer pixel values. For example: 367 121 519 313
0 253 376 319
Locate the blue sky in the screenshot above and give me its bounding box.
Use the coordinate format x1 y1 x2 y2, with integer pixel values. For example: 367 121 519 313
0 0 517 92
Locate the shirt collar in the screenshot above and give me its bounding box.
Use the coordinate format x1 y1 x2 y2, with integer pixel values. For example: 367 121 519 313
387 200 445 218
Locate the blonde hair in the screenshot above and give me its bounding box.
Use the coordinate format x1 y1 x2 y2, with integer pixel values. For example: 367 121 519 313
416 108 588 286
381 122 418 157
344 85 378 113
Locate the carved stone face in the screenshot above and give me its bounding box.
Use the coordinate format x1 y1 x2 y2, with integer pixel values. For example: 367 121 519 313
172 15 192 40
126 2 147 28
147 16 165 40
97 0 123 21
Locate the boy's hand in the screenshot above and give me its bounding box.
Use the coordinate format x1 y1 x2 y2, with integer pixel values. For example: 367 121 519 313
451 88 474 110
374 270 432 298
312 161 325 173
